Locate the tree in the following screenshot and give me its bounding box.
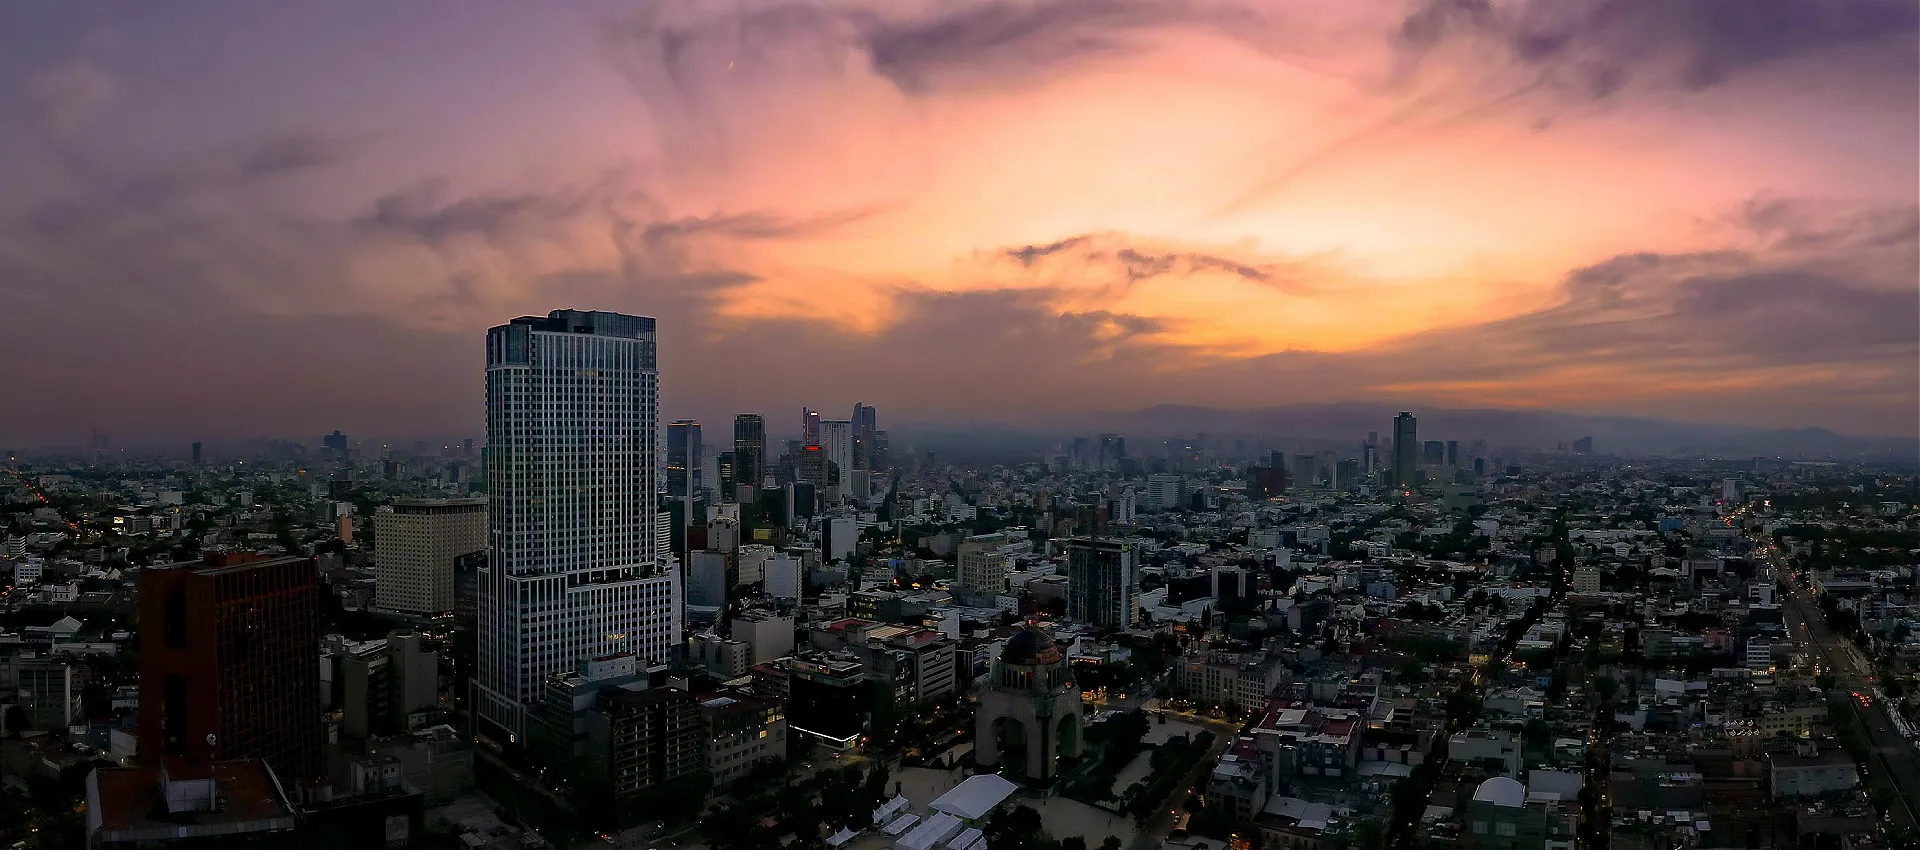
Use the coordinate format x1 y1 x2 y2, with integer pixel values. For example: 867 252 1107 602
4 704 27 737
1061 839 1088 850
1099 838 1123 850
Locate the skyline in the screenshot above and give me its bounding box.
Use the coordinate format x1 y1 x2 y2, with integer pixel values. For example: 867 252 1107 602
2 0 1917 446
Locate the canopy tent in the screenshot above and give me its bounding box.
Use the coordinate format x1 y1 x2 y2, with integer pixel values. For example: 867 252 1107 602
929 774 1018 822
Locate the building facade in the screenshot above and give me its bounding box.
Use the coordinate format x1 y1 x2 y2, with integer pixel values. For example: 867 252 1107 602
732 414 766 497
474 310 682 742
957 533 1011 595
586 686 703 804
1392 412 1418 488
137 553 323 781
375 498 487 617
1065 537 1139 629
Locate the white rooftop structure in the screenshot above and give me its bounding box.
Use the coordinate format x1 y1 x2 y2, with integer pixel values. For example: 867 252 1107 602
826 827 859 847
874 794 910 823
1473 776 1527 808
882 814 920 837
1261 797 1331 831
930 773 1019 821
895 812 963 850
946 827 983 849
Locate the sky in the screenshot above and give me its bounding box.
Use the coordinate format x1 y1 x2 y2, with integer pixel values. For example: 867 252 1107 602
1 0 1916 446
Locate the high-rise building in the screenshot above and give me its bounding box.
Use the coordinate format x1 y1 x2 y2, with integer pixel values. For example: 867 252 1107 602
733 414 766 495
868 429 890 472
191 441 202 465
667 420 701 505
138 553 323 781
818 420 854 498
1423 440 1444 466
1097 434 1124 471
1065 537 1139 629
585 686 703 804
1291 454 1318 490
802 407 821 446
1392 412 1418 488
798 445 830 494
957 533 1011 595
852 403 877 443
375 497 488 617
323 430 349 454
1572 436 1593 455
475 310 681 742
716 451 737 501
1145 473 1182 511
1445 440 1459 466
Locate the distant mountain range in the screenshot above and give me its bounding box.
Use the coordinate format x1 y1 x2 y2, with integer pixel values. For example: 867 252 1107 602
894 403 1919 461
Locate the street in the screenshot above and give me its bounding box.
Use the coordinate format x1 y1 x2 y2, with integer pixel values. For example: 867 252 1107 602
1748 514 1920 832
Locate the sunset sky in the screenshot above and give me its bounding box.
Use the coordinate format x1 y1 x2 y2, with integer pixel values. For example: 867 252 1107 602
2 0 1916 444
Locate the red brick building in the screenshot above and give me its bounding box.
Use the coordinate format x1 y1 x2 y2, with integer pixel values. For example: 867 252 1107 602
137 553 323 782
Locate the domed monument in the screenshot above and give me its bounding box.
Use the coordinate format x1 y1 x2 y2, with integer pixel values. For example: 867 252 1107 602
974 626 1083 782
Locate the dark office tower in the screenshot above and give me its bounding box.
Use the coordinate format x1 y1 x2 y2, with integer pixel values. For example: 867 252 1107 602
733 414 766 492
1572 436 1594 455
1422 441 1444 465
1336 458 1361 490
1445 440 1459 466
1392 412 1418 488
1097 433 1123 471
716 452 737 502
323 430 349 454
462 437 475 457
852 403 877 441
138 553 323 781
1473 457 1486 476
191 442 202 465
799 445 829 491
1292 454 1319 490
667 420 701 504
869 430 890 472
802 408 821 446
1065 538 1139 629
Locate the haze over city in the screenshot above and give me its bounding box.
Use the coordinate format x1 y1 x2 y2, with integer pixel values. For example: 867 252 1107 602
3 0 1917 448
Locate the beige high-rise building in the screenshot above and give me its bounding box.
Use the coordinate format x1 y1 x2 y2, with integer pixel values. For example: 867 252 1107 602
957 533 1011 594
376 497 487 617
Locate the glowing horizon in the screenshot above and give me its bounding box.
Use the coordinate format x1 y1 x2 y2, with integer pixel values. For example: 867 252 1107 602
1 0 1915 443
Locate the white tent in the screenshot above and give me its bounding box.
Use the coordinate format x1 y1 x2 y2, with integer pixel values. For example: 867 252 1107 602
929 773 1019 822
826 827 859 848
895 813 963 850
946 827 983 849
882 813 920 837
873 794 911 824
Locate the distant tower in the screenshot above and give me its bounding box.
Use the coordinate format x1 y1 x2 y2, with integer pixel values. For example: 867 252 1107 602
1392 412 1418 488
975 627 1083 782
191 442 202 465
733 414 766 495
667 421 701 504
802 407 821 446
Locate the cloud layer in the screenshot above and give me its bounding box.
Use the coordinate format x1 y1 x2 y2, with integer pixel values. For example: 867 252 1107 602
0 0 1914 445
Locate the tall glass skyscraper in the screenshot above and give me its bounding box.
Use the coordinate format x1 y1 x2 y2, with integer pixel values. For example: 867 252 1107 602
474 310 682 742
667 420 701 503
732 414 766 494
1392 411 1418 489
